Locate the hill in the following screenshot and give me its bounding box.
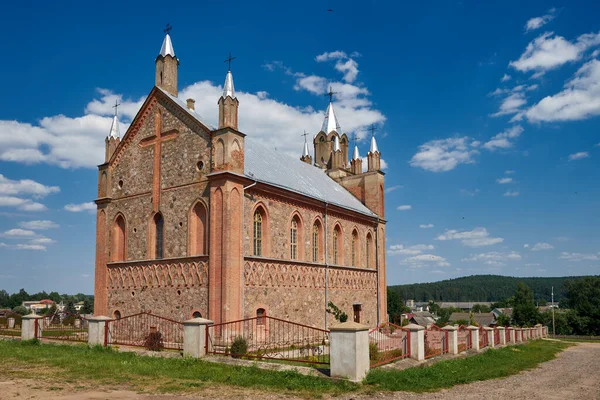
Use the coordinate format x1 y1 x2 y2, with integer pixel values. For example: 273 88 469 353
389 275 595 304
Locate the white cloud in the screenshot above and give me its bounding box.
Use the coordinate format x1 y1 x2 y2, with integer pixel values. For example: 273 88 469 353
0 196 47 212
29 237 56 245
294 75 328 94
525 263 540 267
510 31 600 74
460 188 480 196
483 125 524 151
560 252 600 262
492 93 527 117
397 205 412 211
419 224 434 229
501 74 511 82
385 185 403 193
524 244 530 248
388 244 435 256
19 220 59 230
315 51 348 62
504 191 520 197
526 60 600 122
0 242 47 251
505 170 516 174
403 254 450 268
525 9 556 33
64 202 96 213
410 137 479 172
3 229 35 237
568 151 590 161
335 59 359 83
436 227 504 247
462 251 522 264
496 177 513 184
0 174 59 198
532 242 554 251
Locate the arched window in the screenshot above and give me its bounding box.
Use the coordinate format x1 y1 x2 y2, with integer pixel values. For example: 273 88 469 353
192 311 202 318
253 210 263 256
215 139 225 166
290 219 298 260
332 229 338 264
351 229 359 267
256 308 266 325
189 202 207 255
113 310 121 320
332 224 343 265
312 220 323 263
366 232 374 268
154 213 164 259
111 215 126 262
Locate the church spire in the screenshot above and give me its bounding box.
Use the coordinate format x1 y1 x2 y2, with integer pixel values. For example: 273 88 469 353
218 53 239 130
109 100 120 139
370 135 379 153
321 86 342 134
352 144 360 160
159 32 175 57
223 71 235 98
155 25 179 97
333 135 341 152
367 125 381 172
300 131 312 165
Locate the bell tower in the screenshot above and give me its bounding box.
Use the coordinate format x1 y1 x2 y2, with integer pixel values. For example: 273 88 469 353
155 26 179 96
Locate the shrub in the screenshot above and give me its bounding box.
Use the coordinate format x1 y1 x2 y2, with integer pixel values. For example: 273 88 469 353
230 336 248 358
12 306 28 315
369 342 379 361
326 302 348 323
143 331 164 352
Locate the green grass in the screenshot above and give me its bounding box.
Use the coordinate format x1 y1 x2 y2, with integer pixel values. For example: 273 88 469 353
0 340 356 396
365 340 569 392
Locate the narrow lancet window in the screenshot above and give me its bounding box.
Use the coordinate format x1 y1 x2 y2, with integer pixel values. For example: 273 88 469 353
253 210 263 256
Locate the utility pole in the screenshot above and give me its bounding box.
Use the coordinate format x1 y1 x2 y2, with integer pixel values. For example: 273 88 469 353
551 286 556 337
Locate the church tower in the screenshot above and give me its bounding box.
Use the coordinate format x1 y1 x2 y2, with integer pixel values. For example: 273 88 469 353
105 102 121 163
313 89 348 169
367 134 381 171
218 67 239 130
300 132 312 164
350 142 362 174
155 31 179 96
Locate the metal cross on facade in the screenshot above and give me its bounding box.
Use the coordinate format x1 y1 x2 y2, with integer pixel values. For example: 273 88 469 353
325 86 339 102
164 23 172 34
112 100 121 116
224 52 236 71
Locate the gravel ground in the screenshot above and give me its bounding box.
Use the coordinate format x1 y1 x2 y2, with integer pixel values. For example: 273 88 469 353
1 341 599 400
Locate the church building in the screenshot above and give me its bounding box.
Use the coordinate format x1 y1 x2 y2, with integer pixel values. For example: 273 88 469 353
94 32 387 329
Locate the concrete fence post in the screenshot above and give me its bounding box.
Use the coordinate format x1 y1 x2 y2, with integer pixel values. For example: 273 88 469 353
21 314 43 340
7 317 15 329
517 328 523 342
406 323 425 361
87 316 112 346
467 325 480 351
497 327 506 346
442 325 458 355
507 327 516 343
484 327 495 348
183 317 214 358
329 321 370 382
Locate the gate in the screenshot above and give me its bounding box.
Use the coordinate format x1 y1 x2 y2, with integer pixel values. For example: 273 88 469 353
106 312 184 350
42 312 88 342
369 322 410 367
206 315 329 366
424 325 448 359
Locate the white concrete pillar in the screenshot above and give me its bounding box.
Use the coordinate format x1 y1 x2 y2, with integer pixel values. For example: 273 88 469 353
87 316 112 346
329 321 370 382
21 314 43 340
507 327 516 343
7 318 15 329
183 317 214 358
467 326 480 351
406 323 425 361
442 325 458 355
497 327 506 346
484 327 495 348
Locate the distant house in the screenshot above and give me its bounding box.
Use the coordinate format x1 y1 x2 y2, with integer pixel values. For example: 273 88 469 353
492 307 513 319
449 312 496 327
409 311 436 328
22 299 55 313
439 302 493 311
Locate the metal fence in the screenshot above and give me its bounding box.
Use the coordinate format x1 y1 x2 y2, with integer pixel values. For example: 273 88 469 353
0 316 21 337
457 325 472 352
206 315 330 366
479 327 488 348
41 312 88 342
106 312 184 350
369 322 410 367
424 325 448 359
494 328 500 346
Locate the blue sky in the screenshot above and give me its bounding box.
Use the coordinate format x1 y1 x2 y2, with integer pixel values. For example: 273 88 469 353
0 0 599 294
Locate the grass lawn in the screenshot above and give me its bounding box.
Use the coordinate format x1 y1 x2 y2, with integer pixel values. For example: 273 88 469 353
0 339 568 396
365 340 569 392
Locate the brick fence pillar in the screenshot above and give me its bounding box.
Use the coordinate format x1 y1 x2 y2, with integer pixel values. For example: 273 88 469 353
88 316 112 346
329 321 370 382
406 323 425 361
484 327 495 348
21 314 43 340
183 317 214 358
467 325 480 351
497 327 506 346
442 325 458 355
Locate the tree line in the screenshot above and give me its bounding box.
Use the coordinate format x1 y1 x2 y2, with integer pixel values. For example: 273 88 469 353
0 288 94 315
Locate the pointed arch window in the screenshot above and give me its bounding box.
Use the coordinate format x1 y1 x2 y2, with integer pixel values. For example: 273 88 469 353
111 215 126 262
366 233 374 269
312 224 319 262
151 213 164 260
290 219 298 260
189 202 207 255
253 210 263 256
333 229 338 264
332 224 343 265
351 230 359 267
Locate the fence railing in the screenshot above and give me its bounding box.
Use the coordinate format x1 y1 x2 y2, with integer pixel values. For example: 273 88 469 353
493 328 500 346
479 327 488 348
369 322 410 367
41 312 88 342
105 311 184 350
206 315 330 366
424 325 448 359
457 325 472 352
0 316 21 337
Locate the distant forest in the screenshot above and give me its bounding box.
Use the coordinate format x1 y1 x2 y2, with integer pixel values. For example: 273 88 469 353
388 275 595 303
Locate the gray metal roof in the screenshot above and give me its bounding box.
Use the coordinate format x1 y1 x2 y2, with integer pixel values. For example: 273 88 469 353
321 101 342 134
245 137 377 217
159 34 175 57
109 115 120 138
223 71 235 99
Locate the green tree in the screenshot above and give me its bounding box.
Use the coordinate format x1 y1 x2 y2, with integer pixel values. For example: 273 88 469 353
12 305 28 315
0 290 9 307
387 289 409 324
65 300 77 315
564 276 600 335
496 313 511 327
472 304 491 313
512 282 539 326
82 299 94 314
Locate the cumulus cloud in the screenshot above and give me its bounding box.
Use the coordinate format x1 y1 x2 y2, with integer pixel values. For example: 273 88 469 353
410 137 479 172
501 74 512 82
568 151 590 161
402 254 450 268
0 242 47 251
505 170 516 174
504 191 520 197
560 252 600 262
436 227 504 247
0 196 47 212
315 50 360 83
3 229 35 237
492 93 527 117
397 205 412 211
532 242 554 251
483 125 524 151
419 224 434 229
525 9 556 33
462 251 522 265
0 175 59 198
510 31 600 74
19 220 59 230
496 177 513 184
385 185 403 193
64 202 96 213
29 237 56 245
388 244 435 256
526 60 600 122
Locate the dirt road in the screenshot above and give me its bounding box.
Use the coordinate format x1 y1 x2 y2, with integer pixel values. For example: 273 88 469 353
1 341 598 400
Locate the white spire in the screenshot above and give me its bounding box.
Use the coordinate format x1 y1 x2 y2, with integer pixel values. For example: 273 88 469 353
321 101 342 134
302 141 310 157
223 71 235 98
333 135 341 152
370 135 379 153
352 145 360 160
109 114 120 139
159 33 176 57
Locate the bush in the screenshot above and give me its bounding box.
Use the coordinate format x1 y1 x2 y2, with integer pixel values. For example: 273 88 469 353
143 331 164 352
230 336 248 358
12 306 28 315
369 342 379 361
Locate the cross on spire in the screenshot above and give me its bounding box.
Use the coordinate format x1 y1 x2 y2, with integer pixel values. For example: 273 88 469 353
368 124 377 138
164 23 172 34
301 130 310 143
112 100 121 117
325 86 339 102
352 132 358 147
224 52 236 71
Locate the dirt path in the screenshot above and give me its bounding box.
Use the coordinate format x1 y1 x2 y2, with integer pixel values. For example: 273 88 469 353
0 341 598 400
